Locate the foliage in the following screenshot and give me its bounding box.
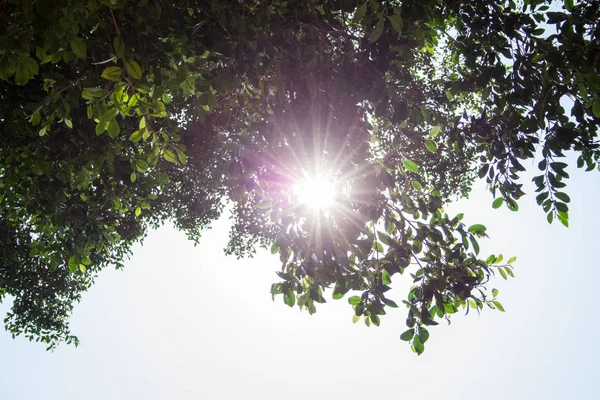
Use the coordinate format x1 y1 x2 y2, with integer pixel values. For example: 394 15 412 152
0 0 598 353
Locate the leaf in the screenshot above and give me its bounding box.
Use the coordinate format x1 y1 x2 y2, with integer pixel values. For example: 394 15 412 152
430 125 441 137
125 60 143 80
101 66 123 82
163 148 179 164
592 99 600 119
565 0 574 11
129 129 144 143
506 200 519 212
284 290 295 307
492 198 504 209
498 267 507 280
400 329 414 341
15 56 39 85
79 264 87 273
403 160 419 173
113 36 125 58
492 301 505 312
555 192 570 203
175 148 187 164
348 296 361 305
412 335 424 355
107 119 120 138
353 2 367 21
135 207 141 217
270 244 279 254
492 288 499 297
424 140 437 153
507 256 517 264
470 236 480 255
352 314 360 324
70 37 87 59
372 241 384 253
29 112 41 126
418 326 429 344
478 164 489 178
411 180 422 191
256 200 272 210
370 18 385 43
136 159 148 171
468 224 486 234
387 14 403 33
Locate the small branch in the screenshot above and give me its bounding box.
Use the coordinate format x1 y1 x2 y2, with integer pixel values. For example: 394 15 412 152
109 7 120 36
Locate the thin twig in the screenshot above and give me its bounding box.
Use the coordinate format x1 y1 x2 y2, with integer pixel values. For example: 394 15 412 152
109 7 120 36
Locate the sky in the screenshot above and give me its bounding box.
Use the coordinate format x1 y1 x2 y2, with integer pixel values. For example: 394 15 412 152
1 159 599 399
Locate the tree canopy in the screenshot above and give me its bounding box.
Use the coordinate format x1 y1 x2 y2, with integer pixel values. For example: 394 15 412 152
1 0 599 353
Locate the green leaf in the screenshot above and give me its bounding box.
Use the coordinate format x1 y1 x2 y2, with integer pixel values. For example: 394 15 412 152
284 290 295 307
558 212 569 227
29 111 41 126
370 18 385 43
163 149 179 164
565 0 574 11
411 180 423 191
372 241 384 253
353 2 367 21
270 244 279 254
418 326 429 343
403 160 419 173
113 36 125 58
555 192 570 203
129 129 144 143
352 314 360 324
348 296 361 305
79 264 87 273
470 236 480 255
492 301 505 312
400 329 414 341
136 159 148 171
468 224 486 234
101 66 123 82
125 60 143 80
492 198 504 209
424 140 437 153
412 335 424 355
430 125 441 137
175 148 187 165
507 256 517 264
506 200 519 212
498 267 507 280
135 207 141 217
107 119 120 138
593 99 600 119
15 56 39 85
70 37 87 59
492 288 499 297
387 14 403 33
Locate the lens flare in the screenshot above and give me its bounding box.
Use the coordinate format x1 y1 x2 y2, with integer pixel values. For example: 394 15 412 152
292 175 335 210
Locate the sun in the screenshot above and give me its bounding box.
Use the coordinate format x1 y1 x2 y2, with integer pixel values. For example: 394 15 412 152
292 175 336 210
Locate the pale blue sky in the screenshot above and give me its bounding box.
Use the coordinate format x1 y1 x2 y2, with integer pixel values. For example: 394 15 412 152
1 159 599 399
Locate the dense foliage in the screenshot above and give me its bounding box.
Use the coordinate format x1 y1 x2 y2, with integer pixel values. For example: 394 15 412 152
1 0 598 353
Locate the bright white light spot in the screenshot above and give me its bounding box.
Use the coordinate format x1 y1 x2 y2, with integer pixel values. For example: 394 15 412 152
293 175 335 210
